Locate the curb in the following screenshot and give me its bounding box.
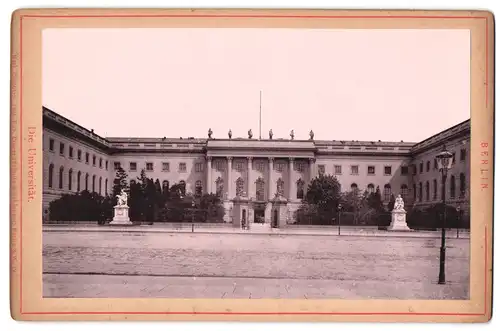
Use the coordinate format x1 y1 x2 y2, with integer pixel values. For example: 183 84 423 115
42 227 470 239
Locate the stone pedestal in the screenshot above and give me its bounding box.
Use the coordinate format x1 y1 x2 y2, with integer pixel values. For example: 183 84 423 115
388 209 410 231
271 195 288 228
110 205 133 226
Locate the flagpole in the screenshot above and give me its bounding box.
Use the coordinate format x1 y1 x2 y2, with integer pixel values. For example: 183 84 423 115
259 91 262 140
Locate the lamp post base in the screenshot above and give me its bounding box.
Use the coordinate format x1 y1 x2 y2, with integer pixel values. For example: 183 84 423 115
438 246 446 284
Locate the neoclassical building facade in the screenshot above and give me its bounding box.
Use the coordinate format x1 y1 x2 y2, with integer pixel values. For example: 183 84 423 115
42 106 470 224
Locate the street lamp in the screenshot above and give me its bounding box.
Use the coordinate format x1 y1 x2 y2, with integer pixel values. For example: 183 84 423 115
337 203 342 236
435 144 454 284
191 199 195 233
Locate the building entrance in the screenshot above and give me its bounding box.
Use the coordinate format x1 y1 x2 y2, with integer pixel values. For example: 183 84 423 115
254 208 265 223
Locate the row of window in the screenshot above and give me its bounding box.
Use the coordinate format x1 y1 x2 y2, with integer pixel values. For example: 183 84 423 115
348 183 406 201
47 164 108 195
212 176 295 200
415 149 466 174
413 173 467 202
49 138 109 170
212 160 308 173
114 161 203 173
318 164 404 176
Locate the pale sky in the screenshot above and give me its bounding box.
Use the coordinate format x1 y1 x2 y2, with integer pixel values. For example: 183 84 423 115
42 28 470 142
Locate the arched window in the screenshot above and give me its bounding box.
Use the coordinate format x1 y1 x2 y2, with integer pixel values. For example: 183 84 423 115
400 184 408 200
92 175 96 192
296 179 305 199
450 175 456 198
383 184 391 201
48 164 54 188
433 179 438 200
460 173 466 197
85 173 89 191
236 177 244 196
276 178 285 197
367 183 375 194
413 184 416 200
215 177 224 198
68 169 73 191
77 171 81 192
99 177 102 195
425 181 430 201
195 180 203 196
162 180 169 192
179 180 186 196
351 183 358 191
58 166 64 189
255 177 265 201
418 182 422 201
105 178 108 195
426 161 430 172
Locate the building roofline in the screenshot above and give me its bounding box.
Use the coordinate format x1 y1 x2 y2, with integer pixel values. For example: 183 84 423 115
410 118 470 153
42 107 470 152
43 106 110 144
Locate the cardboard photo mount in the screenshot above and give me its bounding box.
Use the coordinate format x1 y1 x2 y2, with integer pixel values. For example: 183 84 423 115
9 8 494 322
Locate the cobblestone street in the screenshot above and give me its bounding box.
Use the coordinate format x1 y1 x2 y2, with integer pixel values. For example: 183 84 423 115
43 230 470 299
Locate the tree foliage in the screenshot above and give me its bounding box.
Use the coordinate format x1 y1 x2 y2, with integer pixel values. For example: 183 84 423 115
297 178 393 226
297 174 342 224
48 190 113 223
407 203 469 229
48 167 226 224
387 193 396 212
112 166 128 204
367 186 384 212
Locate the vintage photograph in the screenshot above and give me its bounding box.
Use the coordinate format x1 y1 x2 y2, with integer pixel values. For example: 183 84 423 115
41 27 471 300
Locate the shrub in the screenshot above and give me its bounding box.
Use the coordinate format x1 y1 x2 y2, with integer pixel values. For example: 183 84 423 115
48 190 107 223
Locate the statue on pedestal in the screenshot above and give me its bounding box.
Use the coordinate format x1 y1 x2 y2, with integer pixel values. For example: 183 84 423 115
228 129 232 139
116 189 128 206
388 194 409 231
269 129 273 139
290 129 295 140
208 128 213 139
309 130 314 140
248 129 253 139
110 189 132 226
276 178 285 197
393 194 405 211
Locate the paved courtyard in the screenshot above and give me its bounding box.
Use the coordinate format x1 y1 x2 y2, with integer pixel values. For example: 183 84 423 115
43 230 470 299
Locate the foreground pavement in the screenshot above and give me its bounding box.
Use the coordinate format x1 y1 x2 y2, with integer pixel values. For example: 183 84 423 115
44 273 468 300
43 230 470 299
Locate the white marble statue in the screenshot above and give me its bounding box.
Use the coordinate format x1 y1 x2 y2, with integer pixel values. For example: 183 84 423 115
116 189 128 206
393 194 405 211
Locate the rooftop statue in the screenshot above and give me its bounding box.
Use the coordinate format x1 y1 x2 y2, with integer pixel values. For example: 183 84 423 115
228 129 232 139
269 129 273 139
290 129 295 140
248 129 253 139
208 128 213 139
309 130 314 140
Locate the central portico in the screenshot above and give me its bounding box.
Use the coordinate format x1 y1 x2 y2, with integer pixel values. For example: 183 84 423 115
205 139 316 227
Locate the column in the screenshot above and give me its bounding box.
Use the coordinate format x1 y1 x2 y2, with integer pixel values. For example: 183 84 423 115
268 157 274 200
309 158 315 182
247 157 252 198
289 158 294 200
206 156 212 194
226 156 233 199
